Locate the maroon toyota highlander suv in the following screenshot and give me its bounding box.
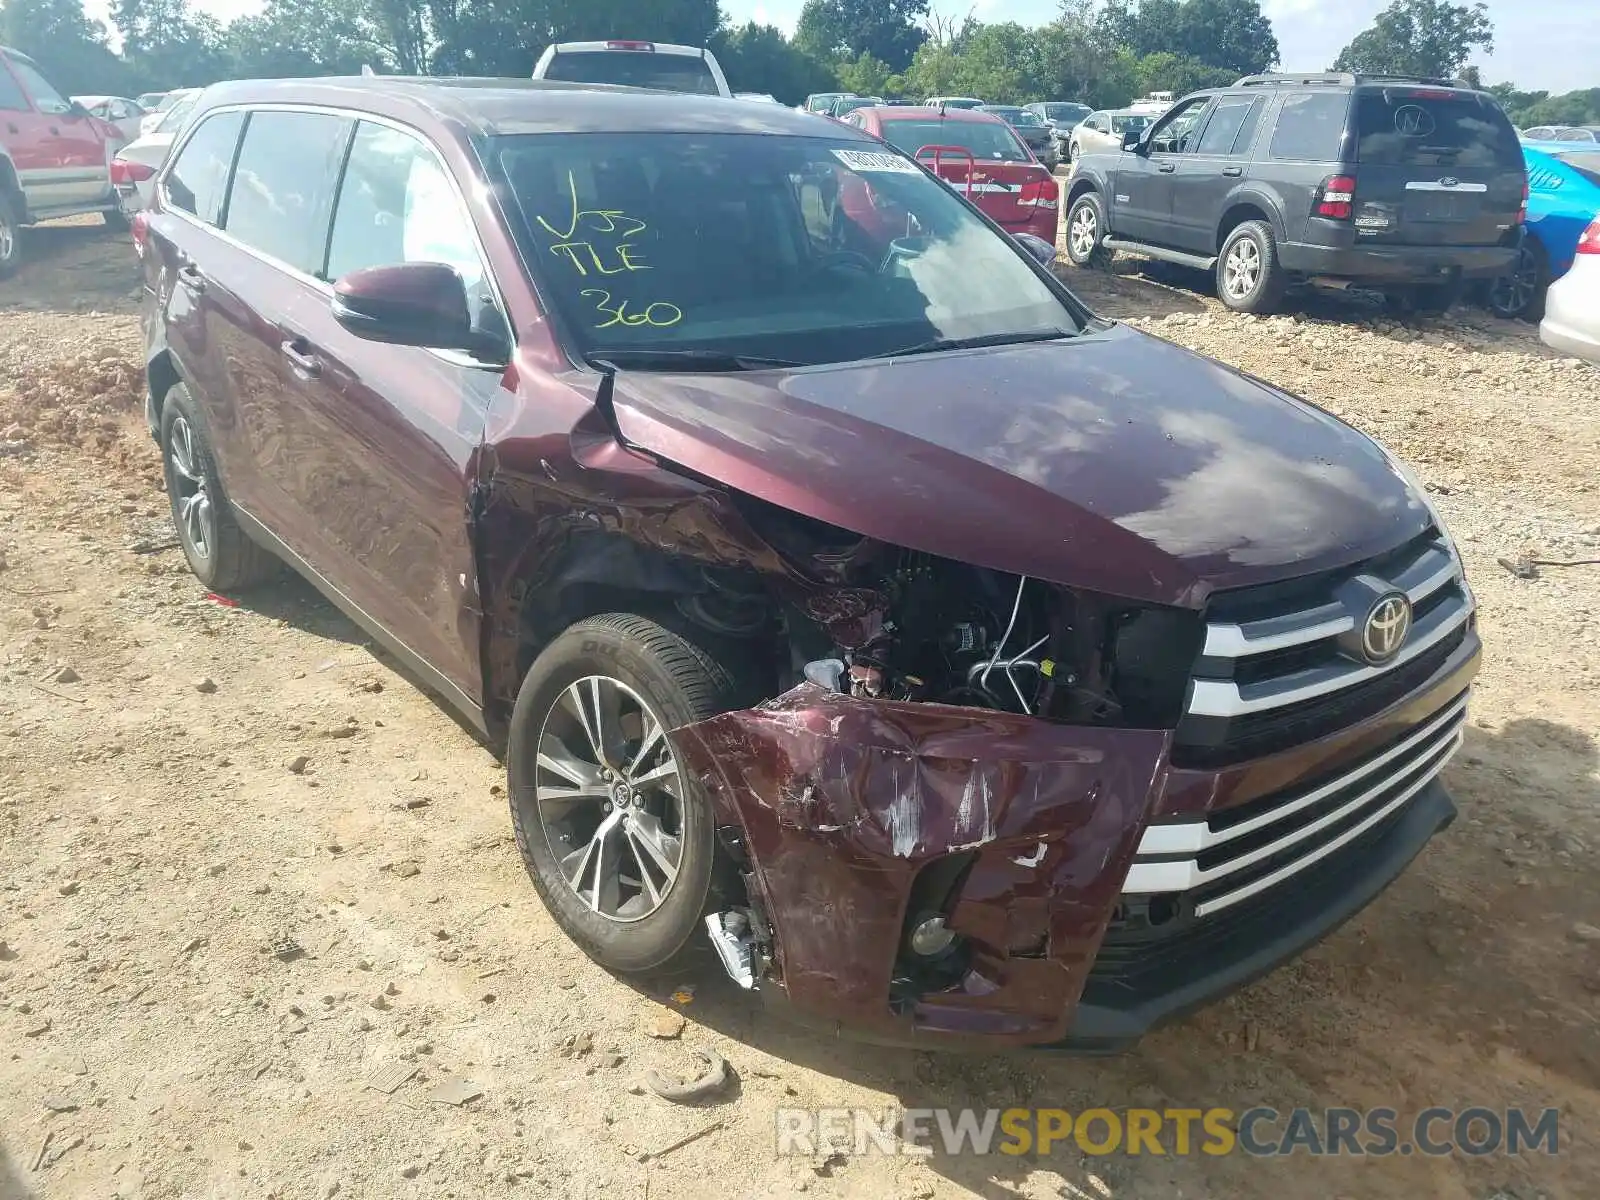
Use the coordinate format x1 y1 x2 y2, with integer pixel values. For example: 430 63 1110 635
135 77 1479 1051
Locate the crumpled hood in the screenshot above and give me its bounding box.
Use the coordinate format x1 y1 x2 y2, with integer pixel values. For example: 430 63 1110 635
608 323 1432 608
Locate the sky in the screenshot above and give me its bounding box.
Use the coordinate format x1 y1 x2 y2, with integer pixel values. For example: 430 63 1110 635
86 0 1598 95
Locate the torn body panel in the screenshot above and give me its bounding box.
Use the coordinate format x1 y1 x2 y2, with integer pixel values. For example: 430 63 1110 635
671 683 1171 1047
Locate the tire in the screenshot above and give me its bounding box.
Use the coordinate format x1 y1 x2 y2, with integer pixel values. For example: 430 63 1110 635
103 206 130 232
1484 239 1548 322
1216 220 1287 314
0 192 20 280
160 383 280 591
1387 274 1463 317
1065 192 1112 270
507 614 743 974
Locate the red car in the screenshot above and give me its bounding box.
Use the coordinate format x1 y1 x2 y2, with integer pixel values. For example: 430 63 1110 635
0 44 127 276
841 104 1059 243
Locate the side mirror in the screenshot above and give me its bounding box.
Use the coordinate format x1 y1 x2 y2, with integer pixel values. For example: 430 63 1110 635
332 262 492 356
1013 232 1058 268
1121 129 1144 152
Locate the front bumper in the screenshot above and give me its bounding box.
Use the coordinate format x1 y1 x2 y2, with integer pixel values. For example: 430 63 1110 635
671 627 1479 1052
1278 238 1518 282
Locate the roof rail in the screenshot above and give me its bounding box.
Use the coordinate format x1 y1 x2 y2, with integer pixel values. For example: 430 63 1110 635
1233 71 1466 89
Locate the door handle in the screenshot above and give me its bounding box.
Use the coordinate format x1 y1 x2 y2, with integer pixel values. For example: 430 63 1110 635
177 263 206 293
48 126 59 136
280 340 322 378
5 123 16 135
1158 161 1176 173
1223 166 1243 177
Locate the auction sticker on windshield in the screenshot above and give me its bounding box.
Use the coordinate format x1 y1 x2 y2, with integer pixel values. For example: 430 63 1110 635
833 149 920 173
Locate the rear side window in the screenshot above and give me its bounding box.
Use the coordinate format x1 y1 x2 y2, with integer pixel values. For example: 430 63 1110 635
1268 92 1349 161
1198 96 1263 156
542 51 719 97
0 62 26 112
165 111 245 225
224 111 352 275
1355 92 1524 168
879 120 1028 162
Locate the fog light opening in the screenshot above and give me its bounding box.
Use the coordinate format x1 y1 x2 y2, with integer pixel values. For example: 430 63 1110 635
907 913 959 960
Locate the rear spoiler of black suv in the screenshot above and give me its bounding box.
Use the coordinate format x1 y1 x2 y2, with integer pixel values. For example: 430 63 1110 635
1234 71 1470 89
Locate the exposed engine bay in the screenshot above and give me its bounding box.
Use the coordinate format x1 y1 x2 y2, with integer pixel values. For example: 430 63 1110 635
682 500 1201 729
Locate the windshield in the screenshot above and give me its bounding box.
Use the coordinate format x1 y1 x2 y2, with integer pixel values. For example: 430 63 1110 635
877 119 1028 162
1042 104 1089 123
1011 112 1044 127
1110 113 1153 135
541 50 720 97
1354 91 1522 168
934 98 984 110
835 97 882 115
492 132 1077 366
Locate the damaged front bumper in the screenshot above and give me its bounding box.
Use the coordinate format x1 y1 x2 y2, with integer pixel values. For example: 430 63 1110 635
669 632 1475 1052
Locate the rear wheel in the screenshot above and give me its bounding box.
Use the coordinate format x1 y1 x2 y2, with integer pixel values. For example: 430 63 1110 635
1386 274 1462 317
507 614 743 974
0 193 20 280
1216 220 1286 314
1065 192 1112 270
160 384 280 591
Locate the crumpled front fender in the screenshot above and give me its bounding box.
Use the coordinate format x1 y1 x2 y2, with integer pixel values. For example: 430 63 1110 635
669 684 1171 1047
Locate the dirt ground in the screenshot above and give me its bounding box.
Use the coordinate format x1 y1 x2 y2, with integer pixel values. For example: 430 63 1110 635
1 218 1597 1200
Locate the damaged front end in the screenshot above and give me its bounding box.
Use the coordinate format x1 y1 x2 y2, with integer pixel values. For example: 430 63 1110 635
647 498 1204 1048
674 684 1173 1048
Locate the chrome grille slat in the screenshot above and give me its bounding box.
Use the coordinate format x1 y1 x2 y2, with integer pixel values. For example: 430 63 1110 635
1123 694 1468 913
1137 690 1469 857
1188 594 1472 718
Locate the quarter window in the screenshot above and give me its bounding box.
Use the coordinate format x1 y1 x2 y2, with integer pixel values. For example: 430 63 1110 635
164 111 245 225
224 110 351 275
325 120 500 335
1268 92 1349 161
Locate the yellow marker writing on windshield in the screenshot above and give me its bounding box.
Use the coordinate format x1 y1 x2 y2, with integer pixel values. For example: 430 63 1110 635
536 170 649 239
582 289 683 329
549 242 650 277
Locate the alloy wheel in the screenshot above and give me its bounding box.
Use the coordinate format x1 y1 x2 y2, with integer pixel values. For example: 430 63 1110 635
1487 245 1538 318
1069 205 1098 258
1224 238 1261 300
167 415 214 562
535 676 685 923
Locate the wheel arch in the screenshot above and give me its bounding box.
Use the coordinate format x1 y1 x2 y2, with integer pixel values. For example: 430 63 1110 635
145 346 183 440
1215 193 1284 252
0 150 22 212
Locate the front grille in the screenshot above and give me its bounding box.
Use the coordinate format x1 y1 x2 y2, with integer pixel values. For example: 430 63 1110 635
1122 690 1467 917
1174 532 1474 766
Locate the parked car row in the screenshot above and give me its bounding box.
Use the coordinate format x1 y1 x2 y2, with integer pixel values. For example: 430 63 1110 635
128 74 1485 1054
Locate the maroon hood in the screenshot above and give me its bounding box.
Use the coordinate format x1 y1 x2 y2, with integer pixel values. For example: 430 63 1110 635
608 323 1431 608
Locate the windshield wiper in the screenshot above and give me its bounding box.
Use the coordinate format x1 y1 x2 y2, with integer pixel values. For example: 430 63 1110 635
868 327 1073 360
587 349 804 373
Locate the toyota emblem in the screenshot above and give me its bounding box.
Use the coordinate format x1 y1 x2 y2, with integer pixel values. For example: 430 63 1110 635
1362 593 1413 664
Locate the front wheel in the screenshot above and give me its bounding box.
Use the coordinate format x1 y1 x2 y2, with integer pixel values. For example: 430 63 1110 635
1064 192 1112 270
507 614 743 974
1484 240 1548 321
1216 220 1287 314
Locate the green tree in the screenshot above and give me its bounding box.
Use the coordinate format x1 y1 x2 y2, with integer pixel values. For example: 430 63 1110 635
1133 50 1235 95
714 21 837 103
0 0 129 95
835 51 893 95
1099 0 1276 77
794 0 929 73
113 0 233 87
1332 0 1493 80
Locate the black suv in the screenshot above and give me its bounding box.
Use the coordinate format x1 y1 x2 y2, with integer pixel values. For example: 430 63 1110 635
1063 73 1527 314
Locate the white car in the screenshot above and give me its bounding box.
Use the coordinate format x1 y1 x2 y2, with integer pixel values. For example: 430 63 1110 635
1068 109 1154 161
532 40 730 97
137 89 197 137
734 92 780 104
72 95 144 141
923 96 986 110
111 89 202 214
1540 216 1600 363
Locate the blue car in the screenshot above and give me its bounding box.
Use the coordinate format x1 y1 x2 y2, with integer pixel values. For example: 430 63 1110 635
1485 142 1600 319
